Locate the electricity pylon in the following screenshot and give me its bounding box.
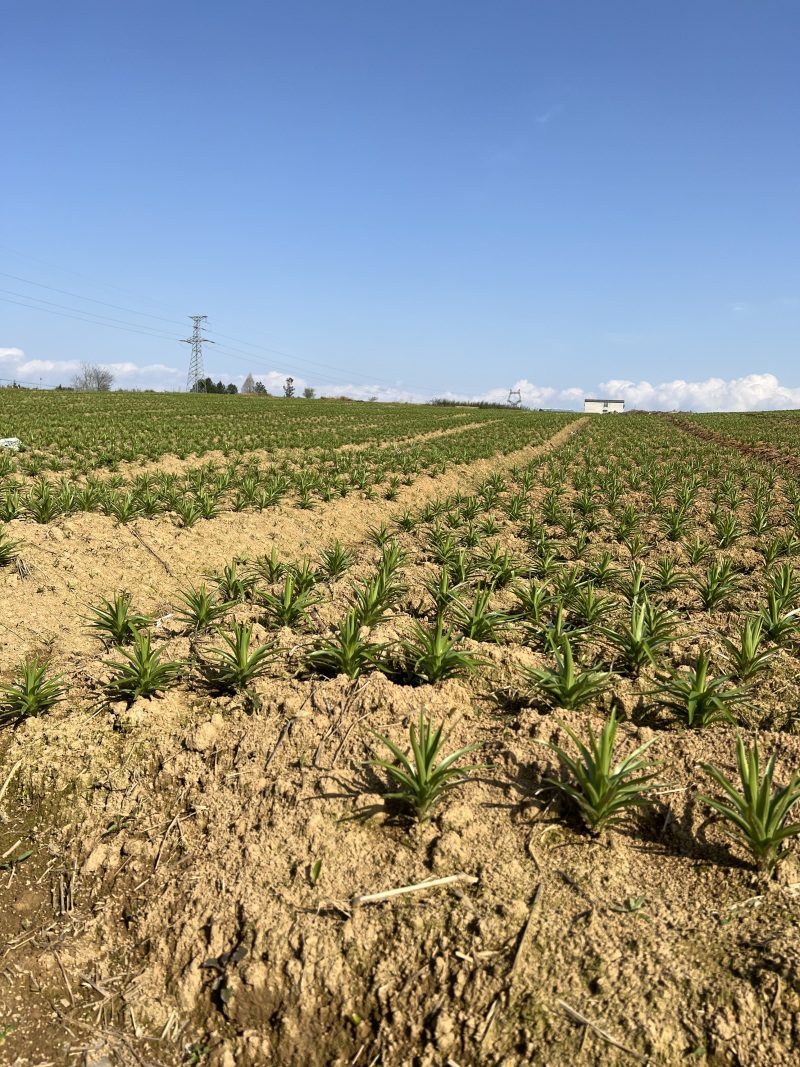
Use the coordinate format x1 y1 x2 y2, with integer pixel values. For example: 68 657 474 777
182 315 214 392
508 388 522 408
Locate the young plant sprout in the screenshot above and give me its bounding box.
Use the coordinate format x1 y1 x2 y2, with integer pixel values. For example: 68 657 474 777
369 710 482 822
601 595 679 675
174 583 229 633
260 572 319 629
400 616 487 684
367 523 391 548
173 496 202 528
210 560 254 604
648 555 689 593
378 540 407 578
447 588 511 643
651 651 751 727
422 567 465 615
568 581 615 628
523 634 613 710
694 559 741 613
106 490 141 525
252 545 285 584
767 564 800 613
541 712 660 834
512 579 553 624
720 617 777 680
700 735 800 874
0 525 19 566
1 656 65 721
105 629 183 701
349 572 404 628
318 540 354 580
393 509 417 533
289 559 320 594
201 622 278 691
86 593 151 647
306 610 385 679
757 591 800 646
479 543 521 588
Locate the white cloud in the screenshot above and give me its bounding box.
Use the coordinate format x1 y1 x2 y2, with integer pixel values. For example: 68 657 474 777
110 362 185 390
0 347 183 390
317 382 419 403
598 373 800 412
4 347 800 412
443 374 800 413
0 348 82 386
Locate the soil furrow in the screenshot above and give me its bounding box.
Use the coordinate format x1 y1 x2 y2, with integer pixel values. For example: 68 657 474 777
666 413 800 475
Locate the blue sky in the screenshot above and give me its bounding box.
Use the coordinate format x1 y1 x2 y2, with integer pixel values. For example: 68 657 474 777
3 1 799 409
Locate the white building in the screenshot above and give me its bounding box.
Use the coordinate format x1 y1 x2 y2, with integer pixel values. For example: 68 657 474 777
584 398 625 414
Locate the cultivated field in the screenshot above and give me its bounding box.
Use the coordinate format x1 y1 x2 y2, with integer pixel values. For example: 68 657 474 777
2 396 800 1067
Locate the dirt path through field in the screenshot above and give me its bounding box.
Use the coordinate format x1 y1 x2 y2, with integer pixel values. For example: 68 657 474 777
0 418 584 670
35 418 492 486
335 418 486 452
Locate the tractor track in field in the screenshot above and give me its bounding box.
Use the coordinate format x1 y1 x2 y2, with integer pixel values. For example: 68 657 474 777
665 414 800 475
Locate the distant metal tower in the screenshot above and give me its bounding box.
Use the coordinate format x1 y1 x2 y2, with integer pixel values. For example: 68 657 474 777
508 388 522 408
181 315 214 392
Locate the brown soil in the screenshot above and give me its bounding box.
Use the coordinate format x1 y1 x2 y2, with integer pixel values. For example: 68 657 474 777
2 417 800 1067
666 415 800 477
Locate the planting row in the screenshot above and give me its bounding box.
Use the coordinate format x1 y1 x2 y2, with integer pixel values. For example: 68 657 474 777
3 558 799 880
0 393 571 474
0 411 575 523
6 413 800 725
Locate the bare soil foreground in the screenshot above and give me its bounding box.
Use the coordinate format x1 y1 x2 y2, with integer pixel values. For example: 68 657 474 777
2 403 800 1067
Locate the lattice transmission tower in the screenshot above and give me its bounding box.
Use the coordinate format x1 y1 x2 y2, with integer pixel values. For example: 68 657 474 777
181 315 214 392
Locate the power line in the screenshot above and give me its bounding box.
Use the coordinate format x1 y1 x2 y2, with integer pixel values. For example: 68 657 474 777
0 295 184 341
0 288 183 337
0 243 402 385
0 271 187 327
0 246 487 397
0 260 416 389
206 322 488 396
1 290 389 390
210 338 432 396
209 328 417 391
0 243 188 317
0 377 49 388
